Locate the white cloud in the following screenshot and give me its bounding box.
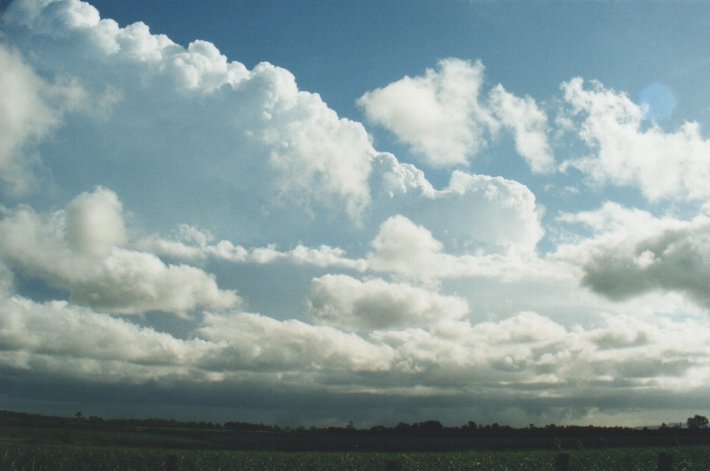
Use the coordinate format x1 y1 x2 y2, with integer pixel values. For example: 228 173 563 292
308 274 469 330
197 312 395 372
562 78 710 202
136 224 368 271
489 84 554 174
367 215 444 279
372 154 545 256
359 59 553 173
359 58 496 167
0 188 239 314
3 0 710 427
3 0 375 222
0 44 58 193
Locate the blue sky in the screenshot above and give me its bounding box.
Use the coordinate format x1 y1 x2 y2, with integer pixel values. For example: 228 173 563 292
3 0 710 427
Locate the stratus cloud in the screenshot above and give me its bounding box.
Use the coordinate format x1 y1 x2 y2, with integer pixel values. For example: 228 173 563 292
556 202 710 308
358 59 552 172
308 274 469 331
0 187 239 314
3 0 375 224
562 78 710 202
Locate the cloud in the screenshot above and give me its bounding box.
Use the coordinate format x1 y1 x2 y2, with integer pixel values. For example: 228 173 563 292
3 0 710 428
308 274 469 330
0 44 58 193
0 187 239 314
136 224 368 272
371 154 545 256
367 215 444 280
489 84 555 174
2 0 375 226
197 312 395 373
561 78 710 202
3 282 710 425
359 59 553 173
556 202 710 308
358 59 496 167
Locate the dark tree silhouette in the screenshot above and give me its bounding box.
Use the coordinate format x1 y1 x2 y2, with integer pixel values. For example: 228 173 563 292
686 414 708 429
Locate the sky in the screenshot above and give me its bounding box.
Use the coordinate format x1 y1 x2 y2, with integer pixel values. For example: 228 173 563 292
2 0 710 428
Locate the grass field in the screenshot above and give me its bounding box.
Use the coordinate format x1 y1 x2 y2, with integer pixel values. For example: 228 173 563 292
2 444 710 470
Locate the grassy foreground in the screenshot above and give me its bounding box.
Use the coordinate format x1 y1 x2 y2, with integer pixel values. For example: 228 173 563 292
2 444 710 470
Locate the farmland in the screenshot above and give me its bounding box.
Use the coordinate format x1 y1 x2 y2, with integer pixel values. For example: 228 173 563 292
4 444 710 470
2 410 710 469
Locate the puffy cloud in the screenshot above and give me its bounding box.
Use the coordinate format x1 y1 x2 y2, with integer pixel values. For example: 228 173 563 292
556 202 710 307
3 282 710 425
359 59 553 173
197 312 395 373
0 44 58 193
489 84 554 174
308 274 469 330
372 154 545 256
2 0 375 226
0 188 239 314
365 214 556 284
562 78 710 202
65 186 126 255
367 215 444 279
358 59 496 167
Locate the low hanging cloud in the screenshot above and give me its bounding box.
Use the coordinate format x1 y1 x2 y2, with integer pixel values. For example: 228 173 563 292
308 274 469 331
0 187 239 314
358 59 553 172
197 312 396 373
556 202 710 308
562 78 710 202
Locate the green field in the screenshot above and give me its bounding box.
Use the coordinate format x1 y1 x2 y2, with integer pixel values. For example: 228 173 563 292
2 443 710 470
3 410 710 470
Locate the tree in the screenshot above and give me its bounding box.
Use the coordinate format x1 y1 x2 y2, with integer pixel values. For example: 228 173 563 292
686 414 708 429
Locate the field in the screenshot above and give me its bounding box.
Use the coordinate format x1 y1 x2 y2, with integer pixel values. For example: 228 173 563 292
3 444 710 470
3 411 710 470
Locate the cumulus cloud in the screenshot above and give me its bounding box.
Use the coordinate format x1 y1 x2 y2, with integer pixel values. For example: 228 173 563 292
3 282 710 424
4 0 710 427
0 187 239 314
371 154 545 256
2 0 375 225
359 59 553 173
0 44 58 193
562 78 710 202
489 84 554 174
308 274 469 330
556 202 710 308
359 59 496 167
197 312 395 373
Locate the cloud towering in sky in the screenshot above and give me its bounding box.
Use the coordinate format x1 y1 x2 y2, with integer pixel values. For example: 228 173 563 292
2 0 710 427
